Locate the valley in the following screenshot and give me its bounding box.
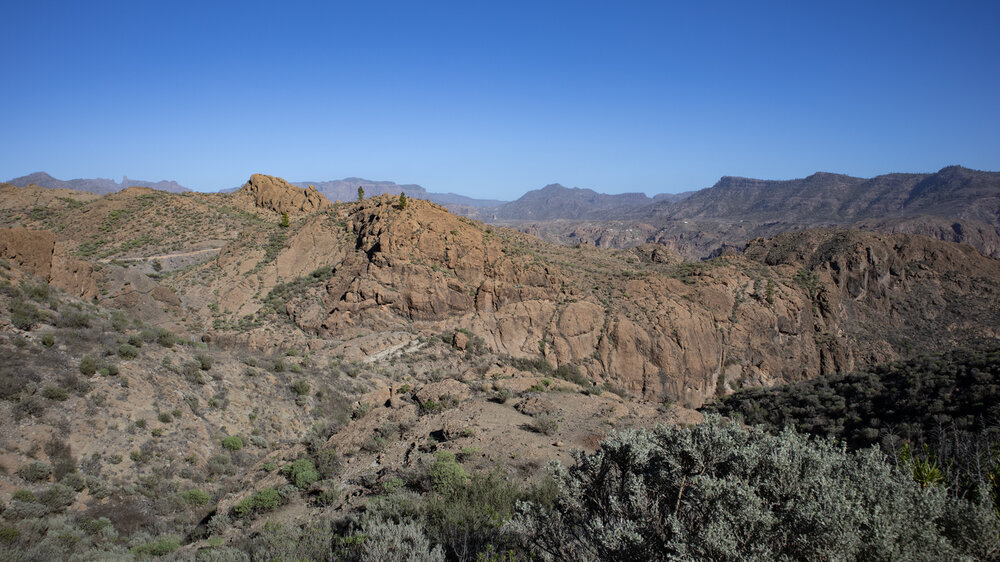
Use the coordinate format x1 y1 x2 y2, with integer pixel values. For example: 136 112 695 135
1 172 999 559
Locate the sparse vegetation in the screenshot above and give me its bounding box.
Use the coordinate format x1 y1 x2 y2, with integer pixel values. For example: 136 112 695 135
221 435 244 451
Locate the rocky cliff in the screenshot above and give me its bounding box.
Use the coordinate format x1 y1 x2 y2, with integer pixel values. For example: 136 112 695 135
190 194 1000 408
234 174 333 216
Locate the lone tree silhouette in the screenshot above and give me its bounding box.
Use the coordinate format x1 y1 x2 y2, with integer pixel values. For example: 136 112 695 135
357 186 365 201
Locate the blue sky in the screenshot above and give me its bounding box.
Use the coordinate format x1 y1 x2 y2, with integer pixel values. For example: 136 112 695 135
1 1 997 198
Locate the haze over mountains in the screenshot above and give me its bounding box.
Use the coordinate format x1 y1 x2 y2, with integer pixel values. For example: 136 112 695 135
7 172 190 195
8 165 1000 259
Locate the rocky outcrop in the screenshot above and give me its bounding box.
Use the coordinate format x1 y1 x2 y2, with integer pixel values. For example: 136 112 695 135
235 173 333 216
0 227 99 299
238 197 1000 408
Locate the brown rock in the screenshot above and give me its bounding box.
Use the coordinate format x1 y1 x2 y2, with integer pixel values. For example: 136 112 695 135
235 173 333 216
0 227 99 299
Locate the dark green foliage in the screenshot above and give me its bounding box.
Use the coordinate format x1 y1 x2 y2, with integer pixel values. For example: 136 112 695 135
221 436 243 451
179 488 211 506
141 326 176 347
117 343 138 359
705 346 1000 498
38 483 75 511
17 461 51 483
45 438 76 480
79 355 98 376
11 490 36 503
283 458 320 489
508 416 1000 560
280 211 290 228
56 306 90 328
232 488 282 518
41 385 68 401
10 301 42 330
263 266 335 322
129 536 180 556
552 363 588 387
291 379 310 396
509 356 554 376
428 451 468 496
20 282 50 302
313 448 341 479
40 333 54 347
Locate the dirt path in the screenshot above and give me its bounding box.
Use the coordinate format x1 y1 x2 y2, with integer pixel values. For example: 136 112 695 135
97 247 222 263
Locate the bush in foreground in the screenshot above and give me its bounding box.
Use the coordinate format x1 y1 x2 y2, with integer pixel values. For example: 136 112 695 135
507 415 1000 561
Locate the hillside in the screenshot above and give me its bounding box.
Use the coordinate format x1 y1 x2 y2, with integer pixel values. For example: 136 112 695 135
2 175 1000 558
704 346 1000 502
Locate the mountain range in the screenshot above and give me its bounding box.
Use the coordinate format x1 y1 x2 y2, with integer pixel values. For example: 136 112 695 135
7 172 190 194
2 171 1000 558
8 166 1000 259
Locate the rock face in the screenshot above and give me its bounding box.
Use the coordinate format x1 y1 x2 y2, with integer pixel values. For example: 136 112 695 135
219 196 1000 408
235 173 333 216
0 227 99 299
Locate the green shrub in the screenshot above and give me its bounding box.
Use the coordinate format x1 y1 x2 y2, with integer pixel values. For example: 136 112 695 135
291 380 310 396
508 415 1000 560
428 451 468 496
38 483 75 510
157 412 172 423
56 307 90 328
130 536 180 556
335 517 444 561
180 488 211 506
196 353 213 371
283 458 320 489
0 527 20 545
40 333 54 347
41 385 69 401
20 282 50 302
17 460 51 483
233 488 281 518
11 489 36 502
110 310 129 331
79 355 98 376
221 436 244 451
118 343 139 359
10 301 41 330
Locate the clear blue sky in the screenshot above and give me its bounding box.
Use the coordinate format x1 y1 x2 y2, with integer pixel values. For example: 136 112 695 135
1 1 997 198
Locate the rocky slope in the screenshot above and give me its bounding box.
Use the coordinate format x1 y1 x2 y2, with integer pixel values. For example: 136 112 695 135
1 174 999 557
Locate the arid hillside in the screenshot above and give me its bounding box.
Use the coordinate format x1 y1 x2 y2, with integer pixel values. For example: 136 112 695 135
1 175 999 558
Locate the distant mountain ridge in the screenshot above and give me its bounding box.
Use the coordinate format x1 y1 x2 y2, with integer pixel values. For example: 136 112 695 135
7 171 189 194
643 165 1000 225
489 183 657 220
288 178 506 209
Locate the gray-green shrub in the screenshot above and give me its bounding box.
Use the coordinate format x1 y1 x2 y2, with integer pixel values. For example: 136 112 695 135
507 415 1000 561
